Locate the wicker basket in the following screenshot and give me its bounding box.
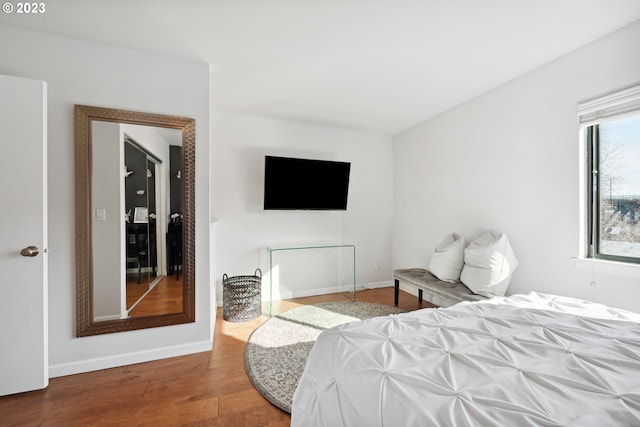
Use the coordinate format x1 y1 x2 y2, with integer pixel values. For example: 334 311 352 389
222 269 262 322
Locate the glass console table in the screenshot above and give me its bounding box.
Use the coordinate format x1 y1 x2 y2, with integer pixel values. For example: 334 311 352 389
266 244 356 316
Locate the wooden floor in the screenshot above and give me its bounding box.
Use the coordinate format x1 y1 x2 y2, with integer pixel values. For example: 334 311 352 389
126 275 184 317
0 288 433 427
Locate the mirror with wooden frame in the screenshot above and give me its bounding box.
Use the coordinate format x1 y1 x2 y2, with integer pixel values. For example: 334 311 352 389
75 105 195 336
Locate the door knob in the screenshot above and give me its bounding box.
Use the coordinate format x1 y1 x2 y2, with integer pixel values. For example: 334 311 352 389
20 246 39 257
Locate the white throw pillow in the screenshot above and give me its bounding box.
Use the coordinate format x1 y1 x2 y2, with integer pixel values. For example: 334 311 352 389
460 231 518 297
428 233 465 283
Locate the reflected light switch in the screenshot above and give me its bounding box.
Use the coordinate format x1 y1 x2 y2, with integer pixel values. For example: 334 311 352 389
96 208 106 221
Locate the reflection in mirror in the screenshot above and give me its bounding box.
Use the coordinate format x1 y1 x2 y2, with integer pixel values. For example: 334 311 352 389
91 122 183 321
76 105 195 336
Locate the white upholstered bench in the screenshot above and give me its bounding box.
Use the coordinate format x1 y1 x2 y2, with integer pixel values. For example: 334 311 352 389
393 268 488 307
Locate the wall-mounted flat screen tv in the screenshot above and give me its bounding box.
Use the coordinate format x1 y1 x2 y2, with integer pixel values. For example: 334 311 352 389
264 155 351 210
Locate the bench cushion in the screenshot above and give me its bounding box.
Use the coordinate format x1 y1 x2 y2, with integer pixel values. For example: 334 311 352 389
394 268 487 307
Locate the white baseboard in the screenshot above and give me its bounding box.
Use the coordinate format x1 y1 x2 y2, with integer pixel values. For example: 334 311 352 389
93 314 123 322
48 340 212 378
271 284 356 301
361 280 393 289
217 282 395 307
215 284 361 306
267 281 395 300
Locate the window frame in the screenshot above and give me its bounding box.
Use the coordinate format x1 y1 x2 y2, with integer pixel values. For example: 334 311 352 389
579 84 640 265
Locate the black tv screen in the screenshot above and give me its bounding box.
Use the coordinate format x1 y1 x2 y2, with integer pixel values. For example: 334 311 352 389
264 156 351 210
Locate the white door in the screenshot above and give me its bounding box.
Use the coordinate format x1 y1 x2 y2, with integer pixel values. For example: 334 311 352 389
0 74 48 396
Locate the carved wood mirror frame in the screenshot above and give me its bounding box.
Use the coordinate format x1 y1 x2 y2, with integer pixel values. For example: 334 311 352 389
75 105 196 336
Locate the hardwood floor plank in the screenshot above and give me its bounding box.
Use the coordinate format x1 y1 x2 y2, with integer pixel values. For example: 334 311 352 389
0 288 430 426
127 275 184 317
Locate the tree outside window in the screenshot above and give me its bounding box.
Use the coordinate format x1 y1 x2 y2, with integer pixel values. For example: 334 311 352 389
597 114 640 261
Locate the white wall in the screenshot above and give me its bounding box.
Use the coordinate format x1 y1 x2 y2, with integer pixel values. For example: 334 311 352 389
393 20 640 312
0 25 212 375
212 112 393 304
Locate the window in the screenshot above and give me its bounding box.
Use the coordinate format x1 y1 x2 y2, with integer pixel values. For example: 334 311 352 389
579 84 640 264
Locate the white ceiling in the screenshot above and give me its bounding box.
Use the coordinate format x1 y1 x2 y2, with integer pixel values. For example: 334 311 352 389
1 1 639 134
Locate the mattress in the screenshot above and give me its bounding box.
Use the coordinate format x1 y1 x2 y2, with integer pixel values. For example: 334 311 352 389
291 292 640 426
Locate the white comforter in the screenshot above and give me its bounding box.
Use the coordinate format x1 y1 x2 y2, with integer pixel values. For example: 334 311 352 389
291 292 640 426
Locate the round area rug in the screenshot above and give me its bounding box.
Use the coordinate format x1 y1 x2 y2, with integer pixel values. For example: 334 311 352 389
244 301 406 413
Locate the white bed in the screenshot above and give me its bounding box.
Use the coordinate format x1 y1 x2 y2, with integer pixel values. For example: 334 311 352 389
291 292 640 426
